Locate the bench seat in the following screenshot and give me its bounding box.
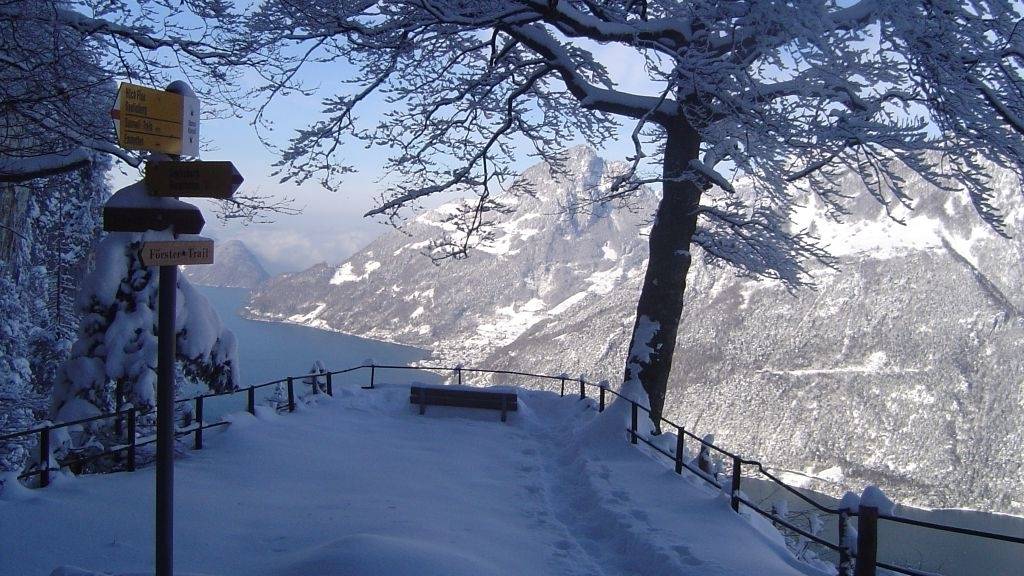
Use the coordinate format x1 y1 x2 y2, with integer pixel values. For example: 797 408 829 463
409 386 518 422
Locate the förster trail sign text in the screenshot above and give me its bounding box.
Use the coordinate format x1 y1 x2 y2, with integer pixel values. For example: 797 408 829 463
138 238 214 266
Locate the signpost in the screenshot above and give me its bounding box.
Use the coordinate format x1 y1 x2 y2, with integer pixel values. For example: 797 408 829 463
103 205 205 235
110 82 200 156
145 161 244 198
101 80 242 576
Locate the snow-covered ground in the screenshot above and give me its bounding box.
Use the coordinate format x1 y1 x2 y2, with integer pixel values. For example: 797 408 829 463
1 383 825 576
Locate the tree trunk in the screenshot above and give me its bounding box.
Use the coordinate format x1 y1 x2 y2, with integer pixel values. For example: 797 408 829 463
622 123 702 432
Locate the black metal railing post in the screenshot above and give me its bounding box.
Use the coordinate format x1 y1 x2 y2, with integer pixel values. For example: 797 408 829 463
127 409 137 472
247 387 255 415
363 364 376 389
855 506 878 576
287 377 295 412
559 377 565 397
39 426 50 488
579 378 585 399
599 386 605 412
630 402 638 444
838 508 852 576
730 455 742 512
194 397 204 450
456 365 462 386
114 381 124 436
674 432 685 474
326 372 333 396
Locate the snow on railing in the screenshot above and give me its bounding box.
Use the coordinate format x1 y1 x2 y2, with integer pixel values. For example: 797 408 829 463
3 363 1021 576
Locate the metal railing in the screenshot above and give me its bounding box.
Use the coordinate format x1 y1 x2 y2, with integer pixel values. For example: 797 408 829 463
3 362 1021 576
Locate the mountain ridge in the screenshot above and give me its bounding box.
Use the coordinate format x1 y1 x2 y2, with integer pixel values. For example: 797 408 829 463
185 239 270 289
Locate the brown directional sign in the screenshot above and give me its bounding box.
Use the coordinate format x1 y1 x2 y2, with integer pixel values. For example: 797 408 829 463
103 206 205 234
138 238 214 266
145 161 244 199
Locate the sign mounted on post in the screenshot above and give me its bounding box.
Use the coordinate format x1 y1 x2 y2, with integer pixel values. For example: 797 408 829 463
103 206 205 235
145 161 244 199
138 238 214 267
110 82 200 156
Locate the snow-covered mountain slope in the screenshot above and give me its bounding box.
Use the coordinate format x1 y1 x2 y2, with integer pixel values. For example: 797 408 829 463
246 146 654 363
246 148 1024 514
2 386 825 576
184 239 269 289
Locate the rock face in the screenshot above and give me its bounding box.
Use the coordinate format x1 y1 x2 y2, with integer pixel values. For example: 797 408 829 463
246 147 1024 514
184 239 269 289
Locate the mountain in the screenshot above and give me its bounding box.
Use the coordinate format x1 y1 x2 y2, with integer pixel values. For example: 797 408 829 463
246 146 654 362
245 147 1024 515
185 239 269 289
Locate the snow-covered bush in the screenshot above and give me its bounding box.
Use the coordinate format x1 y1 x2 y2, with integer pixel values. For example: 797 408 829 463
303 360 328 394
50 231 239 422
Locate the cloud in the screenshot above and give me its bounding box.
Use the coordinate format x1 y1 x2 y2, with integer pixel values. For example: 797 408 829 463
227 226 380 274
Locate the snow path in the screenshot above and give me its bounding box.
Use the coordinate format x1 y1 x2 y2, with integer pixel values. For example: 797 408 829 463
1 384 824 576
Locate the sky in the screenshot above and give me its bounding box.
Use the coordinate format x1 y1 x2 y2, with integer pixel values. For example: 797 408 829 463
111 42 662 274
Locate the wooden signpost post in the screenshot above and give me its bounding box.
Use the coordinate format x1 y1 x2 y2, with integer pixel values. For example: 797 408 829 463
102 80 242 576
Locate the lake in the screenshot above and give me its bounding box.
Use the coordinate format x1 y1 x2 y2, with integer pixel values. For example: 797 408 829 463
195 286 440 419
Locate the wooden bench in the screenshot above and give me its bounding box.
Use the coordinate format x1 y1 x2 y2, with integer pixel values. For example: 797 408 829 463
409 386 518 422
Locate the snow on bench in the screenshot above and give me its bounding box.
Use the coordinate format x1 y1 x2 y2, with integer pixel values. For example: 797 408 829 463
409 385 518 422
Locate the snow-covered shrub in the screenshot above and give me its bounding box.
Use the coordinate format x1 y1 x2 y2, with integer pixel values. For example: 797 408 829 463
303 360 328 394
50 231 239 422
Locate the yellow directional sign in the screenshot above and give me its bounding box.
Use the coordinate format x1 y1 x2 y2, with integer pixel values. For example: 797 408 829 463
111 83 200 156
138 238 214 266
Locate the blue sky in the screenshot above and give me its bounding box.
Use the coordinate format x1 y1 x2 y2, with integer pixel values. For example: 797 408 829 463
111 42 660 274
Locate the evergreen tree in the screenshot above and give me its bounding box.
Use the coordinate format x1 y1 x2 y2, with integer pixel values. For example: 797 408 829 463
50 232 239 422
28 155 109 394
0 263 38 472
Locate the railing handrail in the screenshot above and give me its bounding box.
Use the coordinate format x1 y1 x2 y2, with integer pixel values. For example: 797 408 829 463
3 360 1022 568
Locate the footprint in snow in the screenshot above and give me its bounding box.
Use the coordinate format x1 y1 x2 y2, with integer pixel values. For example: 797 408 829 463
673 545 703 566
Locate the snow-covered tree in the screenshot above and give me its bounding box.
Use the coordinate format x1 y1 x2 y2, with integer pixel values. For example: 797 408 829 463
0 262 39 471
0 2 294 221
50 231 239 423
27 155 109 392
233 0 1024 427
0 1 236 182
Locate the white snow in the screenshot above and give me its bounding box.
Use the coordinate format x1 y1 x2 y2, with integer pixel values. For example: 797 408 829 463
585 266 624 295
410 306 425 319
758 352 923 377
2 384 826 576
287 303 326 324
601 243 618 260
630 316 660 365
476 233 518 257
329 261 382 285
549 292 589 316
471 299 548 348
329 262 358 284
789 193 998 263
